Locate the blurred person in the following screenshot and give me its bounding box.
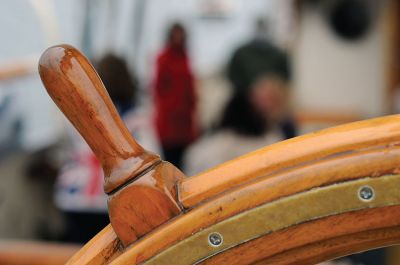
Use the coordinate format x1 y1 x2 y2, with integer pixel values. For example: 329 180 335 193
228 18 291 91
152 22 198 168
227 18 376 265
55 54 159 243
184 75 287 176
227 17 296 139
251 75 296 140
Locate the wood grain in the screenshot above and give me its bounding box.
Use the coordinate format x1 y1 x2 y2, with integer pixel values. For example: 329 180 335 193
111 144 400 264
39 45 186 247
144 174 400 264
108 161 185 245
38 44 160 193
66 225 122 265
39 44 400 264
200 205 400 264
254 227 400 265
180 115 400 208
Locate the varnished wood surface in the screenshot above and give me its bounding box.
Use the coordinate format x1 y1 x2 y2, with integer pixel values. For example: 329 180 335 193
0 240 81 265
108 161 185 245
66 225 122 265
39 45 186 247
180 115 400 208
253 226 400 265
111 141 400 264
38 45 400 264
144 174 400 264
254 226 400 265
39 44 160 193
200 205 400 264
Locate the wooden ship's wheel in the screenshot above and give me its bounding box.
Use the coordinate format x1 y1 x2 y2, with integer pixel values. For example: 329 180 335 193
38 45 400 265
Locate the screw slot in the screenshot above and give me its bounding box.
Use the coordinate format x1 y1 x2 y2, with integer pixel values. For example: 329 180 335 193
208 232 223 247
358 186 375 202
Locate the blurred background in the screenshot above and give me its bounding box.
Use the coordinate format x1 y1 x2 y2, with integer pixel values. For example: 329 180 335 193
0 0 400 264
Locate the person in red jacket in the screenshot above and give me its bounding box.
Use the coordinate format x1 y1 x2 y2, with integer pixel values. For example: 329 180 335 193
152 22 198 168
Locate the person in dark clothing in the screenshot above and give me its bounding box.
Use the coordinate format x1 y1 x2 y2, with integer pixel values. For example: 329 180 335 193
96 54 138 115
184 87 284 176
152 22 198 168
218 90 269 137
227 18 296 139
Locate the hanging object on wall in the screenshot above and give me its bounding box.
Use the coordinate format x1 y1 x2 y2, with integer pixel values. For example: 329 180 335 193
327 0 372 41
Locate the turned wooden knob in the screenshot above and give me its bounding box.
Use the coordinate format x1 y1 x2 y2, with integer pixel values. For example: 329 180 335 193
38 44 160 193
39 44 185 246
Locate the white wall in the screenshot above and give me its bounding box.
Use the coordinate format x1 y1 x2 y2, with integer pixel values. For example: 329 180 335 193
0 0 84 151
293 4 386 117
131 0 294 80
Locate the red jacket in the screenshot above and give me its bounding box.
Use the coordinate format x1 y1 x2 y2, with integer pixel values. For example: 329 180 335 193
153 45 198 147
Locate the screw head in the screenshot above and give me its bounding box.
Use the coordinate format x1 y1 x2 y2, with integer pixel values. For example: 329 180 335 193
208 232 223 247
358 186 375 201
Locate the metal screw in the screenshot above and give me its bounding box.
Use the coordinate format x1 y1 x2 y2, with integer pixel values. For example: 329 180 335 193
208 232 223 247
358 186 375 201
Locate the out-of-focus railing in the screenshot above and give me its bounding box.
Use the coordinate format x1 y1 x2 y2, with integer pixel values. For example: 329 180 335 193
0 55 38 81
295 109 363 134
0 240 81 265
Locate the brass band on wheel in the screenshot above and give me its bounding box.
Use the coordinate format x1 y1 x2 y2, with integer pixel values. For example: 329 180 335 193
145 174 400 265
